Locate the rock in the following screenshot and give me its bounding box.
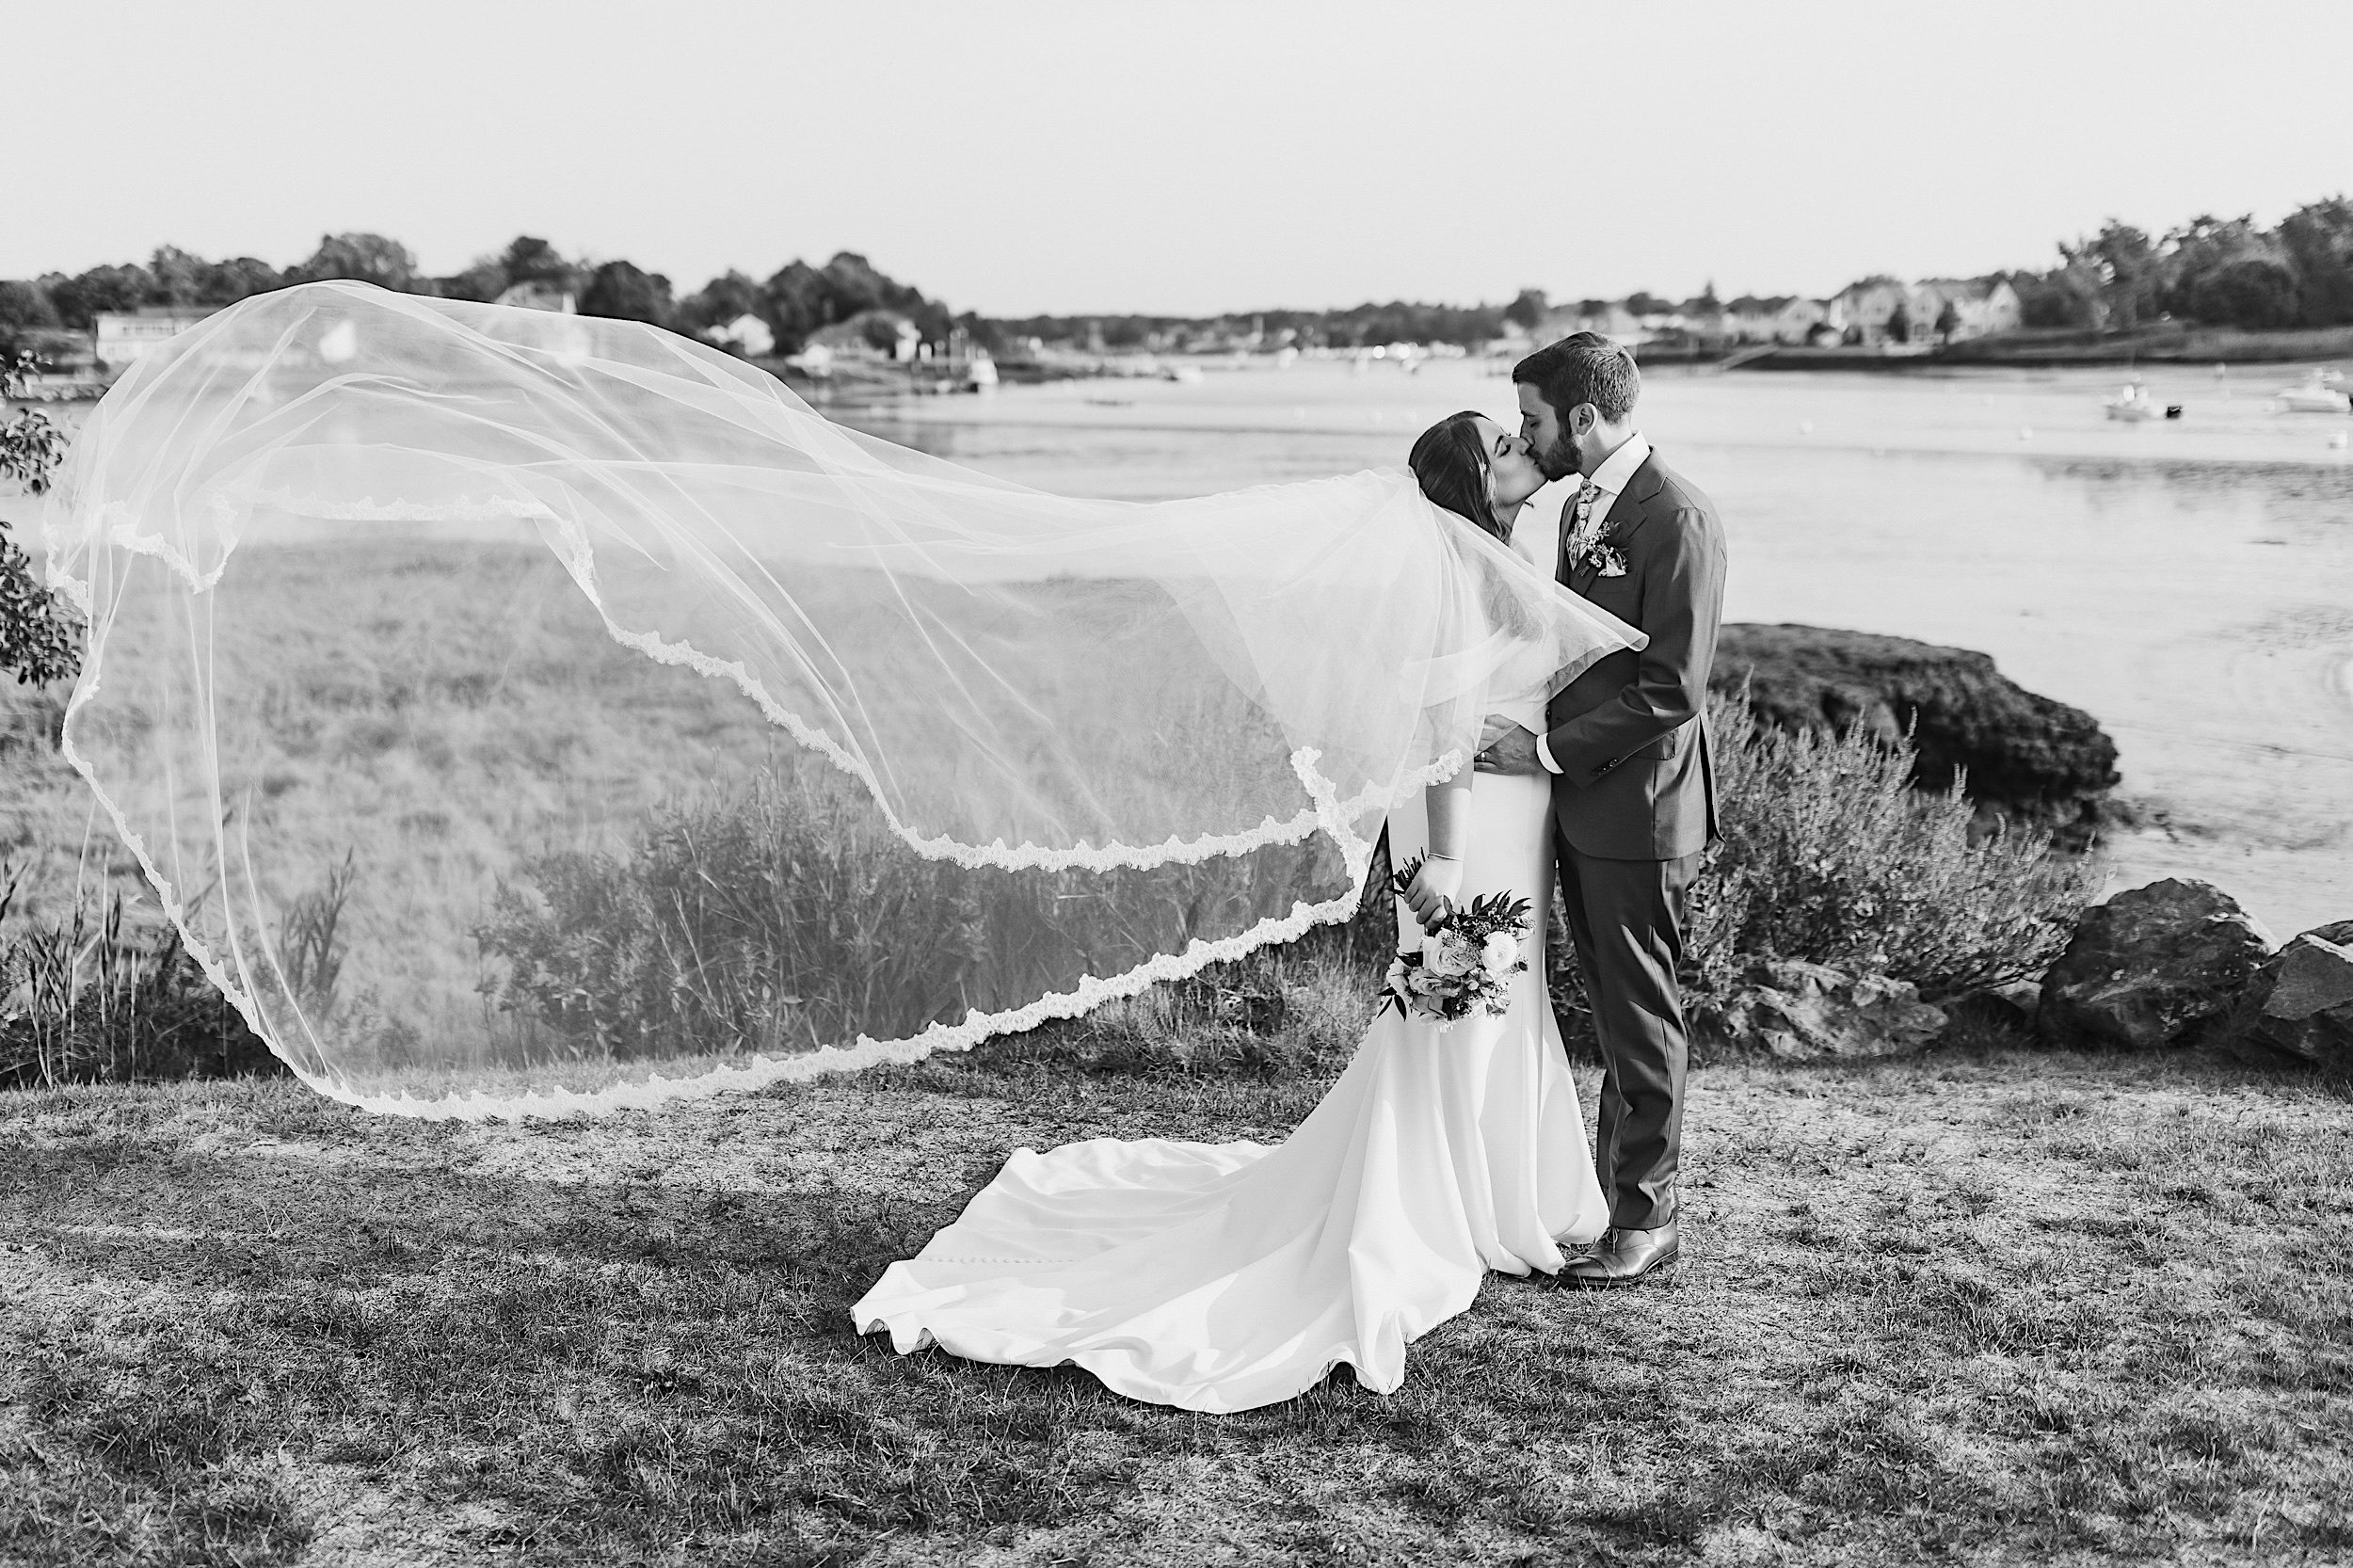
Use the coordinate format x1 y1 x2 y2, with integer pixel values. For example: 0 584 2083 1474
2040 879 2273 1050
1944 976 2043 1037
1693 959 1948 1064
2221 922 2353 1071
1713 625 2121 843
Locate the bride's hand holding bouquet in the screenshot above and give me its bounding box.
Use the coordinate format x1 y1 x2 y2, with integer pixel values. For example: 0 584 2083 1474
1381 855 1531 1031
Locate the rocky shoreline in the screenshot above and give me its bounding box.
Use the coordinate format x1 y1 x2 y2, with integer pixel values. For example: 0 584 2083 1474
1690 627 2347 1075
1712 623 2121 845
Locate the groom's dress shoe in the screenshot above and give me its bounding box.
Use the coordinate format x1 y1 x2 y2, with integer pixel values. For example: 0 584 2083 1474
1563 1221 1678 1288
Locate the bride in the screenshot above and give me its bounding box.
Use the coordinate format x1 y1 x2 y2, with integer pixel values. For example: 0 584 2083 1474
852 411 1621 1413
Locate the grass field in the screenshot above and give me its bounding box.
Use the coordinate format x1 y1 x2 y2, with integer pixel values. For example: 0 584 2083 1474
5 1023 2349 1567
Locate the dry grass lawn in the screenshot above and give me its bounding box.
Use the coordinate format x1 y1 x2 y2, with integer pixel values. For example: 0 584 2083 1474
4 1032 2351 1566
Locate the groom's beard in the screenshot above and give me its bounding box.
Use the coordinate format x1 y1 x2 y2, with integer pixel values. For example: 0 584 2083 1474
1535 433 1580 482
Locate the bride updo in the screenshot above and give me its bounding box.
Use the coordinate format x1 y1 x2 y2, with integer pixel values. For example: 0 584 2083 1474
1408 410 1509 542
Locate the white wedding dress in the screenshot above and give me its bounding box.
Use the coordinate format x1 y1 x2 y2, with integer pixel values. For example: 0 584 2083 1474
851 530 1609 1413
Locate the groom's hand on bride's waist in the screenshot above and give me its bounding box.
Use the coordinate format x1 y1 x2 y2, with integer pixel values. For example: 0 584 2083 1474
1473 719 1545 777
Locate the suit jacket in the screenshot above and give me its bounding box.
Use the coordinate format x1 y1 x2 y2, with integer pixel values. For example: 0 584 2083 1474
1545 450 1727 860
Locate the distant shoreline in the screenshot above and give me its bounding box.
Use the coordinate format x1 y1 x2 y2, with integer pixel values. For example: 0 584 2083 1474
1718 323 2353 373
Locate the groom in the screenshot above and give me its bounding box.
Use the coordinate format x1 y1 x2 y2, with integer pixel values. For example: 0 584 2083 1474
1478 332 1727 1287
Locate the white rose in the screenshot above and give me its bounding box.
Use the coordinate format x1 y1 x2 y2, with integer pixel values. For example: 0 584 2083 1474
1482 932 1519 973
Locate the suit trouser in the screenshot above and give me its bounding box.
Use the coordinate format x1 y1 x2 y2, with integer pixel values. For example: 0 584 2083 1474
1554 837 1704 1231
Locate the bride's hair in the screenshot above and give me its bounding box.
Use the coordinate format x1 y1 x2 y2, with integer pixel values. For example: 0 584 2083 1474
1408 411 1507 541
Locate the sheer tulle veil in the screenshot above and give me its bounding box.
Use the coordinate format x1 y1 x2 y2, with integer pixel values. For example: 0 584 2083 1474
40 282 1641 1119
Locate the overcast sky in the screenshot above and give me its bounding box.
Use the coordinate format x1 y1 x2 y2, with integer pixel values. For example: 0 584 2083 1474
12 0 2349 316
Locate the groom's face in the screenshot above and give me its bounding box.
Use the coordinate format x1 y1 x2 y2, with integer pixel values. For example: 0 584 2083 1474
1516 383 1584 482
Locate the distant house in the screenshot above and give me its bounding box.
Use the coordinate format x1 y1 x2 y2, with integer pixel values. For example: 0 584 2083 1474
1721 296 1787 343
493 281 577 313
1724 295 1832 344
1823 276 2022 346
700 313 776 358
1771 298 1830 344
808 310 922 364
92 306 217 374
1830 279 1914 345
1913 277 2024 341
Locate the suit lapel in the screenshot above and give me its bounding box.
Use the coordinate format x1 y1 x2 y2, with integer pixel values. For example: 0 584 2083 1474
1563 452 1667 591
1606 454 1667 549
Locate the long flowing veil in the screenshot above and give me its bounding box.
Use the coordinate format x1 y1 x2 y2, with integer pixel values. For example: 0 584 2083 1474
40 281 1641 1119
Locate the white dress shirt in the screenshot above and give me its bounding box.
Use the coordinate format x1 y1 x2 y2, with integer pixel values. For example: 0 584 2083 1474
1536 430 1651 776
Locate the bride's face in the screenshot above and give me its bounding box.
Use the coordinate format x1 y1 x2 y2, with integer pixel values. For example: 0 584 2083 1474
1473 417 1545 510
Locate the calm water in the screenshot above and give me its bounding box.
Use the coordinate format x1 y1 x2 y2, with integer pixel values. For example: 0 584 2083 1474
842 357 2353 938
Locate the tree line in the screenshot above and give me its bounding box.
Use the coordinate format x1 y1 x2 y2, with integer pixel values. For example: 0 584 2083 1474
0 233 970 359
2010 197 2353 332
7 197 2351 361
0 232 1525 360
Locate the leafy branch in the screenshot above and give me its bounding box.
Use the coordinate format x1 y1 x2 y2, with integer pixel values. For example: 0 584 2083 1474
0 351 83 687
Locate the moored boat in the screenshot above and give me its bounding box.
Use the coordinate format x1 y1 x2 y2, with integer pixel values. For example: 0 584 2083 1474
2273 369 2352 413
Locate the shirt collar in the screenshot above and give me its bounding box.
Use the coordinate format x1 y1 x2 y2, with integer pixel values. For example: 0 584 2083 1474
1586 430 1651 498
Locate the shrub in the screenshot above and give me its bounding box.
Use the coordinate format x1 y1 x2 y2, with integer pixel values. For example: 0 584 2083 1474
0 873 280 1088
1683 691 2100 1003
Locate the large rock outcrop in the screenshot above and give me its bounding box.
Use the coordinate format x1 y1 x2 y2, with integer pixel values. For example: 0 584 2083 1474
2221 920 2353 1072
2039 879 2273 1050
1713 625 2121 840
1691 959 1948 1064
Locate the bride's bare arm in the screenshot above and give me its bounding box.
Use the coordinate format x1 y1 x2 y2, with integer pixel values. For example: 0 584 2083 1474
1402 767 1473 924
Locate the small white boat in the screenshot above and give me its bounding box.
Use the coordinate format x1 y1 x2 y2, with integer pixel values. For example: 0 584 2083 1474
964 354 999 391
2274 370 2352 412
1162 363 1204 385
2103 383 2160 422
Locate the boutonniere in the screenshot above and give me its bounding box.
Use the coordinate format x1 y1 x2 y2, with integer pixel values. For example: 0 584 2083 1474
1569 534 1628 579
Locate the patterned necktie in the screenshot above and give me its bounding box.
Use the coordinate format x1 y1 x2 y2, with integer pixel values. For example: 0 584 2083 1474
1568 477 1603 566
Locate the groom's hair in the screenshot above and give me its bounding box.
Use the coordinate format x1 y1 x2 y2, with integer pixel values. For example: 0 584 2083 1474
1513 332 1640 425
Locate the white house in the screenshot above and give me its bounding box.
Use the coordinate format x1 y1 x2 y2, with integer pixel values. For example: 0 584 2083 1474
92 306 217 373
699 312 776 358
808 311 922 363
1721 296 1786 343
1829 280 1916 344
1913 278 2024 341
1723 296 1836 344
1771 298 1831 344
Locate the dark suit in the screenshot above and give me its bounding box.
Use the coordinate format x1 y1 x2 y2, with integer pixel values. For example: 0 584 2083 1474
1545 448 1726 1231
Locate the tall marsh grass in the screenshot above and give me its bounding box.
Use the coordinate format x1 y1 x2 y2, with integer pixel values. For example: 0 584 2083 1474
469 760 1367 1067
0 867 280 1088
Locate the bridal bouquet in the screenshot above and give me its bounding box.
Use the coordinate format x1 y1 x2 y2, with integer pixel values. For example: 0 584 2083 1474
1379 856 1532 1029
